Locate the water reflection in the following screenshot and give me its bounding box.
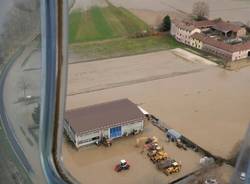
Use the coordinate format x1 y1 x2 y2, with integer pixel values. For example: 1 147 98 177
0 0 44 183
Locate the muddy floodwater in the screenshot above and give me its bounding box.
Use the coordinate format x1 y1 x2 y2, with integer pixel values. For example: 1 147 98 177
72 0 250 24
63 121 202 184
66 50 250 160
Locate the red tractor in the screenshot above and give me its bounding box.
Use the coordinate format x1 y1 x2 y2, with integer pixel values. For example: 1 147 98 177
114 160 130 172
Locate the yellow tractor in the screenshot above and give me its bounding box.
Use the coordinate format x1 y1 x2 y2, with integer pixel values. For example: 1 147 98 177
148 150 168 163
163 161 181 176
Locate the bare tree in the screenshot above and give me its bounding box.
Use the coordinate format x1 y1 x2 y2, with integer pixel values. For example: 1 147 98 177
18 77 31 98
192 1 209 20
247 21 250 27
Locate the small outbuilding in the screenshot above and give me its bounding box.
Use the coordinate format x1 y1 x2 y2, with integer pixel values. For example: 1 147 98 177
166 129 182 141
64 99 144 148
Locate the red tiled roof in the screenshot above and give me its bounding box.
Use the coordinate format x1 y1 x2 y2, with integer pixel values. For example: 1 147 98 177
173 20 196 31
191 32 207 41
212 21 242 32
191 33 250 52
192 20 216 28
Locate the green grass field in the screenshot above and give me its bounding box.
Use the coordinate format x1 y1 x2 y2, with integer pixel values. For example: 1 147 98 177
69 5 148 43
70 35 183 62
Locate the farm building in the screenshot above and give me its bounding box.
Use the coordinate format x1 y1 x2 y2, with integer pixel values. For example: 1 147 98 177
171 18 250 61
166 129 182 141
64 99 145 148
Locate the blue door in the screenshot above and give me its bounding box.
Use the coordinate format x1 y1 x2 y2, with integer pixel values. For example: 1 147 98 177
110 126 122 138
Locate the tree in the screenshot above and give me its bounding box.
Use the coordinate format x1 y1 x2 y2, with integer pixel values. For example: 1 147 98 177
32 103 40 124
246 21 250 32
18 77 31 98
162 15 171 32
192 1 209 20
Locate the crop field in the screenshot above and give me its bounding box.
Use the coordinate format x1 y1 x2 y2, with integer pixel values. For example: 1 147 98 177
69 4 148 43
69 35 182 62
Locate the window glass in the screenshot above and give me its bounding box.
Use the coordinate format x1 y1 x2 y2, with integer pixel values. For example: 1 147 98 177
0 0 46 183
62 0 250 184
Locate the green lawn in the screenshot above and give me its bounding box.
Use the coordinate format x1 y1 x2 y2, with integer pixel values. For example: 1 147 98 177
70 35 183 62
69 4 148 43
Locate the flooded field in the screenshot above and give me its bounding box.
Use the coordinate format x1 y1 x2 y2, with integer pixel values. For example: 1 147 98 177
72 0 250 25
66 50 250 159
63 121 202 184
110 0 250 24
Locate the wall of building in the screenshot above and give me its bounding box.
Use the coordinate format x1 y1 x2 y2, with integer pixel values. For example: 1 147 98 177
64 120 76 144
190 38 203 49
122 120 144 136
170 22 177 36
236 28 247 37
232 49 250 61
76 130 101 148
171 22 201 46
70 120 144 148
203 44 233 61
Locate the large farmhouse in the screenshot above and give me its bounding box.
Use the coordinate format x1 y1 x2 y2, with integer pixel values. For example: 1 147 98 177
64 99 144 148
171 19 250 61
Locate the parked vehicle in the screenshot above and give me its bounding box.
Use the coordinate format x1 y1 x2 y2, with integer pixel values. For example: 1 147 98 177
148 150 168 163
166 129 182 142
176 139 187 150
240 172 246 181
95 136 112 147
114 160 130 172
156 159 175 170
163 161 181 176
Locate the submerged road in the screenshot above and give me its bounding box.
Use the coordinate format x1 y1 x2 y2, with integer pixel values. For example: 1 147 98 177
0 47 33 173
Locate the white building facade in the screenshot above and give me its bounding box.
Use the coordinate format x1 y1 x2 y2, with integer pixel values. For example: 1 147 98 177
65 120 144 148
171 20 201 46
64 99 145 148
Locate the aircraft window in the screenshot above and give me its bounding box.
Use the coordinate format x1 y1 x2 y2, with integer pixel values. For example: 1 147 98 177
1 0 250 184
0 0 46 183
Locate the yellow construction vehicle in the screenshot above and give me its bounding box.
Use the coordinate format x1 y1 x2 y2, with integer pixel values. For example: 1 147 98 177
163 161 181 176
148 150 168 163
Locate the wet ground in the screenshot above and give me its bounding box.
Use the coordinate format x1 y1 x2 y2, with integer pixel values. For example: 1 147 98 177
63 121 202 184
72 0 250 25
66 49 250 160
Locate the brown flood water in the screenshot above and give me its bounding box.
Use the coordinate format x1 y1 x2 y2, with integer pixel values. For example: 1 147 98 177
66 50 250 160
